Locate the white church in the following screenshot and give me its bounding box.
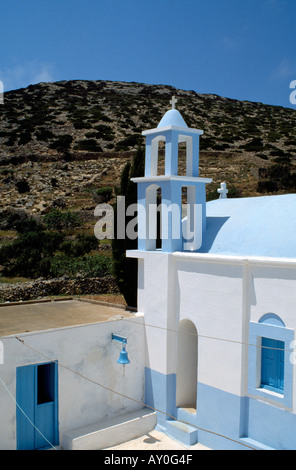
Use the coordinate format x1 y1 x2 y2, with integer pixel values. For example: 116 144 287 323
127 97 296 450
0 97 296 451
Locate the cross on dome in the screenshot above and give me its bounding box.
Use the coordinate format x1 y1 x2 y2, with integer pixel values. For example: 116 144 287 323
170 96 178 109
217 182 228 199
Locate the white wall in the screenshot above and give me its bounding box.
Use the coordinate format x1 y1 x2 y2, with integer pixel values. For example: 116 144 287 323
176 319 197 408
174 256 244 396
249 263 296 329
133 250 296 406
131 250 246 396
0 315 145 450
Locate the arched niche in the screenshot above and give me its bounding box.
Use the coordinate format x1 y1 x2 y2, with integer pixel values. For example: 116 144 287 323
176 319 198 409
259 313 285 327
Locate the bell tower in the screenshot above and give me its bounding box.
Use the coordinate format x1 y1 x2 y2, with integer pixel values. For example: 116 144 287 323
131 97 212 252
126 98 212 434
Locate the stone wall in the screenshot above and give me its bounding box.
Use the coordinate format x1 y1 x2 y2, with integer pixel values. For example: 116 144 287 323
0 276 119 302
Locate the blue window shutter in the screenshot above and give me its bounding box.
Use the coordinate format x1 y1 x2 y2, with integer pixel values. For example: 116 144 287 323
261 337 285 392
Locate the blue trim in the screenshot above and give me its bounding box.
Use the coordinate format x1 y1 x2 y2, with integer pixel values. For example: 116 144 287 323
145 367 176 427
248 322 294 408
145 367 296 450
111 334 127 344
259 313 285 327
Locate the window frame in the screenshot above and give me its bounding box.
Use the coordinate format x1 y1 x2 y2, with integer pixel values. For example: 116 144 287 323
248 321 294 408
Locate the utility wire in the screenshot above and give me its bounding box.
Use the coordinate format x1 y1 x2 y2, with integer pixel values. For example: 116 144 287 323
2 307 291 353
0 311 288 449
15 336 256 450
0 375 58 450
122 317 292 353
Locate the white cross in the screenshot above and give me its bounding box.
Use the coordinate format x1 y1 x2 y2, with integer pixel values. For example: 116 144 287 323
217 182 228 199
170 96 177 109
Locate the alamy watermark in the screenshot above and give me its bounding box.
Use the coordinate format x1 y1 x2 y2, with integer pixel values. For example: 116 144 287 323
0 341 3 365
0 81 4 105
289 80 296 105
93 196 202 248
290 340 296 365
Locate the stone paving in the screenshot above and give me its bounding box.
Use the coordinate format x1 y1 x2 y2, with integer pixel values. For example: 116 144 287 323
104 429 210 451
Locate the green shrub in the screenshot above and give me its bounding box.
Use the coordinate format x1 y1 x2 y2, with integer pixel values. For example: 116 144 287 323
49 134 73 150
94 186 113 203
49 254 113 278
257 179 279 193
15 179 30 193
18 131 32 145
0 227 106 279
15 217 44 233
93 124 115 140
115 134 141 151
35 128 55 141
60 234 98 257
256 153 268 160
75 139 102 152
212 143 230 150
200 136 215 150
239 137 264 152
0 231 64 278
43 209 82 231
73 121 92 129
0 209 41 231
256 164 296 193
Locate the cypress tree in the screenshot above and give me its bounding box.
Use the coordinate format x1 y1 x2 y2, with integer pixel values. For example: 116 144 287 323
112 146 145 307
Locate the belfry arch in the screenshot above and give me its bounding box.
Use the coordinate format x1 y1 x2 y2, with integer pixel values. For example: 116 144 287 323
145 184 162 251
150 135 166 176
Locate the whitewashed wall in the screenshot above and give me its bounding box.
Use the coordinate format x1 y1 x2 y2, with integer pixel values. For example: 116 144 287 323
132 249 296 414
0 315 145 450
174 255 244 396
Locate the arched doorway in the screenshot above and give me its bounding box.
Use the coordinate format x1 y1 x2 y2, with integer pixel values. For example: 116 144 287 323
176 319 197 409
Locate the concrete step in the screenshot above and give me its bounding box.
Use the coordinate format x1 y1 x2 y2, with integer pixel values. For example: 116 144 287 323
63 408 157 450
165 419 198 446
240 437 276 450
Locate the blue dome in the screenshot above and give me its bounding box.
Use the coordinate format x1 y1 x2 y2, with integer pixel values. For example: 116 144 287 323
198 194 296 258
157 109 188 128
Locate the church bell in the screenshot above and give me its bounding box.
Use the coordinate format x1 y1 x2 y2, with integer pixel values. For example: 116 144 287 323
117 345 130 365
111 334 130 375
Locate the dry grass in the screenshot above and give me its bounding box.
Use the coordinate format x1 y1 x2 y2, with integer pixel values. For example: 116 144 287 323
79 293 127 306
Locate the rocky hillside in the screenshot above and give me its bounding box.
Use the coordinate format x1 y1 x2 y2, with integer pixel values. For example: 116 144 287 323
0 79 296 217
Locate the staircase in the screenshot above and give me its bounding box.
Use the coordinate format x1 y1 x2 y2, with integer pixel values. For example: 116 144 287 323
165 419 198 446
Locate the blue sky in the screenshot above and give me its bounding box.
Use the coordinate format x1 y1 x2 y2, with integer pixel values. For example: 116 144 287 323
0 0 295 108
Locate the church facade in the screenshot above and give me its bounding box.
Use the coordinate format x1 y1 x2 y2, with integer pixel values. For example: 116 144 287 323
1 99 296 451
127 98 296 450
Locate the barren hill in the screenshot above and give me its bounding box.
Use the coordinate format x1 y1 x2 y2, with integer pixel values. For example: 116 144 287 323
0 79 296 216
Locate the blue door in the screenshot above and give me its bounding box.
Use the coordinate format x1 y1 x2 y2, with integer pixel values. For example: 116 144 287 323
16 362 59 450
